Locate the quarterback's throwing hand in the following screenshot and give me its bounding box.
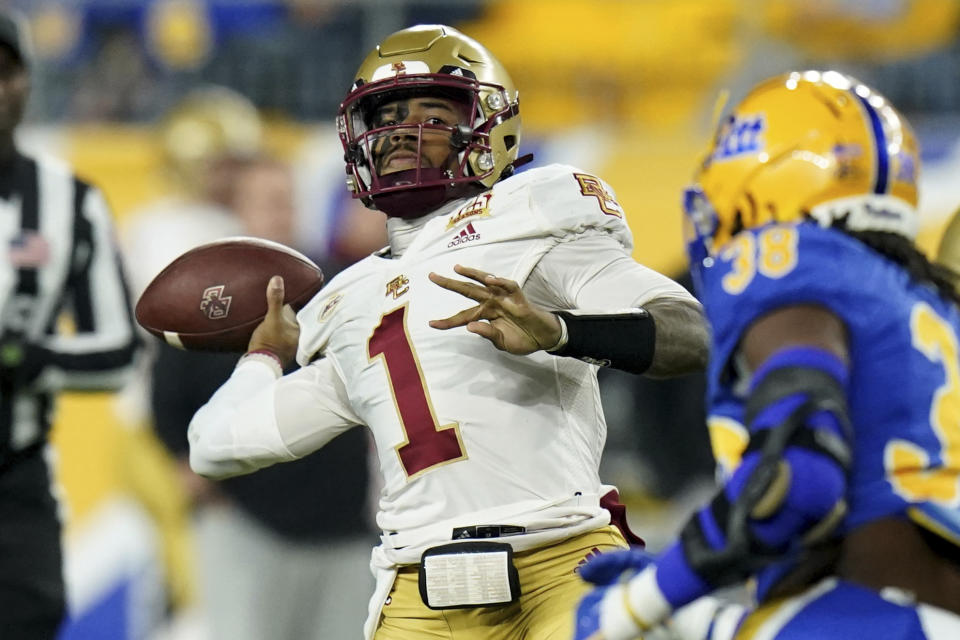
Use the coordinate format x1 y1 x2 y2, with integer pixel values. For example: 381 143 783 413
429 264 562 355
247 275 300 367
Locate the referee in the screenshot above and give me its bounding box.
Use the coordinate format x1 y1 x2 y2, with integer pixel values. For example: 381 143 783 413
0 11 139 638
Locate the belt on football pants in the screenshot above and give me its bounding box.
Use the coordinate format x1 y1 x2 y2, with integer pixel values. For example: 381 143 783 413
379 492 604 551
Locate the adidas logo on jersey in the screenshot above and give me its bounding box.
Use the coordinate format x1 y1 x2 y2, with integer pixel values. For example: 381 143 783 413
448 222 480 248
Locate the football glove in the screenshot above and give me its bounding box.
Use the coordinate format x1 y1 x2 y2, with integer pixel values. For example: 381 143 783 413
579 548 654 586
574 549 656 640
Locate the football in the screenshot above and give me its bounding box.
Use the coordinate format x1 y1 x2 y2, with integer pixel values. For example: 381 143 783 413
135 237 324 352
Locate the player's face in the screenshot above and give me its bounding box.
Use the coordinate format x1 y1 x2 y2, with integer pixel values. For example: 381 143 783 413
0 45 27 134
369 96 470 176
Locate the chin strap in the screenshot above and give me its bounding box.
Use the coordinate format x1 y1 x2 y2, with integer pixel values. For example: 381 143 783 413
498 153 534 181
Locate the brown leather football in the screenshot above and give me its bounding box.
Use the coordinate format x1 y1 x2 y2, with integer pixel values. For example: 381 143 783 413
135 237 324 352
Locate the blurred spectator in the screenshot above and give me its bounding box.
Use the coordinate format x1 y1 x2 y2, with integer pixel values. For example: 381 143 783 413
122 84 257 297
17 0 487 123
229 155 297 242
122 86 374 639
202 1 364 119
70 27 162 121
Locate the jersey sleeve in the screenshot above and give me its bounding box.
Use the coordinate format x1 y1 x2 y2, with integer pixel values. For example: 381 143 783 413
188 356 362 478
524 232 695 311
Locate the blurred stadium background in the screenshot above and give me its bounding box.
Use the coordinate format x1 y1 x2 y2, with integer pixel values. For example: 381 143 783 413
11 0 960 638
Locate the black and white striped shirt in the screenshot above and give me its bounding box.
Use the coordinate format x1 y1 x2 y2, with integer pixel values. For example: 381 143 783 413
0 150 138 464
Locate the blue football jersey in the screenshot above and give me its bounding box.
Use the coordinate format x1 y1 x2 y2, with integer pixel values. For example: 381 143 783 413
701 221 960 545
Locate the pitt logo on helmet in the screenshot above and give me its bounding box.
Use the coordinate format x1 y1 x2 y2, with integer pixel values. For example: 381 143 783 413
711 114 766 162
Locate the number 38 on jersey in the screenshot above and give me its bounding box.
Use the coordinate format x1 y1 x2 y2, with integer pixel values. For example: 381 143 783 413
720 225 799 295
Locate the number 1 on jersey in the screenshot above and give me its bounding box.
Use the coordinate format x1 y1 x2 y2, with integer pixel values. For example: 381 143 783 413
368 305 466 478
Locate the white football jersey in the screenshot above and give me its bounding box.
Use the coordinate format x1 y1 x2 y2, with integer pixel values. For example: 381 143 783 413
295 164 667 543
190 163 695 566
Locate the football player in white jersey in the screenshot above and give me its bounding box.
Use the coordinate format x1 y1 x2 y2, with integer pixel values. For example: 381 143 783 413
188 24 709 640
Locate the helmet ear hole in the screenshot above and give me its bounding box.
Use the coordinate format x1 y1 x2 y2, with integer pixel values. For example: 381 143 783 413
345 144 364 164
731 211 745 238
504 135 517 150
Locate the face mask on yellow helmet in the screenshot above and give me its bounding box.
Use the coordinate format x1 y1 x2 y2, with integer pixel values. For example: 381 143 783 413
337 24 523 219
683 70 920 284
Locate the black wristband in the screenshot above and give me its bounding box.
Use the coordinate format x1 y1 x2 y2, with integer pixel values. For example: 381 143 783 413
551 309 656 374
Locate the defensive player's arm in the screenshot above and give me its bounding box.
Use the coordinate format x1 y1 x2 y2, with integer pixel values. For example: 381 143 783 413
582 304 852 637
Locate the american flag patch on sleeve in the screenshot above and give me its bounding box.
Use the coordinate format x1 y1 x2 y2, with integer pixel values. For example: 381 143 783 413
8 231 50 267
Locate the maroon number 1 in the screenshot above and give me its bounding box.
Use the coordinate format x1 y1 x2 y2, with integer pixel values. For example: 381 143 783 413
368 305 466 478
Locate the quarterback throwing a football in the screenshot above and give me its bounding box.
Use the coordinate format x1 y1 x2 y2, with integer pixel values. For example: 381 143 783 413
188 25 708 639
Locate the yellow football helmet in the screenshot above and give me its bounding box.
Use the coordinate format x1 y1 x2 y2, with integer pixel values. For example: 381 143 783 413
684 70 920 264
337 24 521 218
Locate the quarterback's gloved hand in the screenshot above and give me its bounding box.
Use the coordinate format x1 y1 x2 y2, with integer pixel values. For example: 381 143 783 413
579 548 654 586
0 335 49 389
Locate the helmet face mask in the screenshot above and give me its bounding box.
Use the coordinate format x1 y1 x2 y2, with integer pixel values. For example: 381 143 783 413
685 70 921 264
338 25 521 218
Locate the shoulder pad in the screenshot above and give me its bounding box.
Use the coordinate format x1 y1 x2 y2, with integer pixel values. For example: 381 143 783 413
495 163 632 250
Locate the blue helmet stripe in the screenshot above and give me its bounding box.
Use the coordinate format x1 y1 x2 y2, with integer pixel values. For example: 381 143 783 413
853 92 889 194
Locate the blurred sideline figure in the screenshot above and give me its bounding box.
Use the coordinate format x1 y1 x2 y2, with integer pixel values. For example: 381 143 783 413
936 206 960 291
188 24 709 640
0 10 139 639
575 71 960 640
123 87 373 640
122 85 260 299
